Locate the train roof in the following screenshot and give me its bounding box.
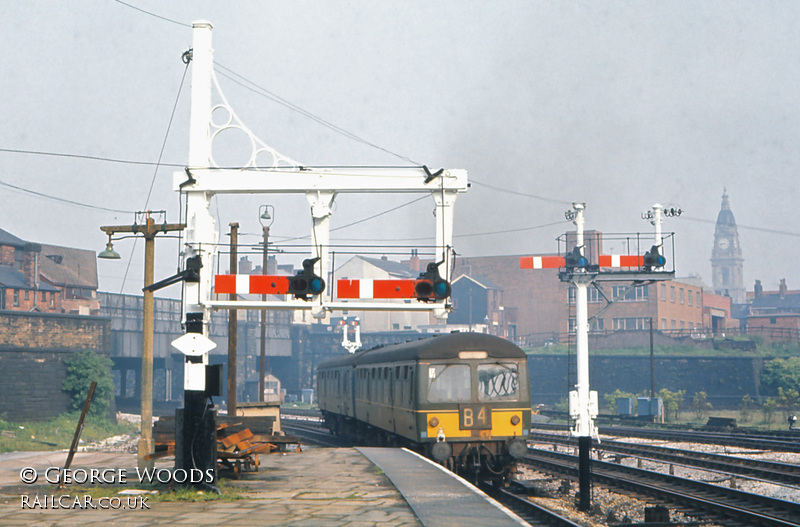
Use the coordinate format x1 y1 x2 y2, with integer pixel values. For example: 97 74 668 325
318 332 526 369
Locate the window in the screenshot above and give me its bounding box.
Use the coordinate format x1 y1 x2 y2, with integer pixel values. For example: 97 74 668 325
660 283 666 301
50 293 55 307
696 291 701 306
670 286 676 303
688 289 693 306
478 364 519 402
661 318 667 330
427 364 470 403
613 285 649 302
13 289 19 307
569 318 604 332
613 317 649 330
679 288 684 304
569 285 603 304
24 290 29 301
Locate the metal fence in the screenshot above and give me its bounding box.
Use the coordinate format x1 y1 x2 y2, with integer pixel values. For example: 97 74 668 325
515 325 800 348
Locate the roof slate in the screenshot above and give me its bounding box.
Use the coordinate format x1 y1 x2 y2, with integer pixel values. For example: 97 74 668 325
0 228 28 248
359 256 418 278
38 244 98 288
0 265 59 291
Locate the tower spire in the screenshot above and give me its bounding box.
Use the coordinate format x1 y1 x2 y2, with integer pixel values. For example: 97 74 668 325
711 189 745 303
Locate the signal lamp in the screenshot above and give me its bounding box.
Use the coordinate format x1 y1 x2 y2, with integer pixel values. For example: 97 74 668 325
414 262 451 302
643 245 666 271
564 246 588 270
288 257 326 300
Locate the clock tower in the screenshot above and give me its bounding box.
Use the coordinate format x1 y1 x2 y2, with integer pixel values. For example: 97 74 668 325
711 189 745 303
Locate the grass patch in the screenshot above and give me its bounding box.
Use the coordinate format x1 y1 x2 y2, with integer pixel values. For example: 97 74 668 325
0 413 138 453
67 479 245 503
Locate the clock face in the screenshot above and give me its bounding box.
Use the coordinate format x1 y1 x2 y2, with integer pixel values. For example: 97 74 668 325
718 239 729 249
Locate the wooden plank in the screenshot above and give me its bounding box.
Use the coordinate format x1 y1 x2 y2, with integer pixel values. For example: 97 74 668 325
220 429 253 449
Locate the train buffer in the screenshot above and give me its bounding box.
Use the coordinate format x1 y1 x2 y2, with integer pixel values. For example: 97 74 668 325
357 447 527 527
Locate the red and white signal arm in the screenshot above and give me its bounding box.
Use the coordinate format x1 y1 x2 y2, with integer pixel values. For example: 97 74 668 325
520 255 645 269
337 279 420 299
598 255 644 268
214 274 290 295
519 256 564 269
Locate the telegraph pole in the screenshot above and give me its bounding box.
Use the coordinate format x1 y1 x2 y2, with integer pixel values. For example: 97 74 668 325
227 223 239 415
99 211 185 471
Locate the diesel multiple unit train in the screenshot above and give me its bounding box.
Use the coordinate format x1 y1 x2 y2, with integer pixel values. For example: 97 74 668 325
317 332 531 477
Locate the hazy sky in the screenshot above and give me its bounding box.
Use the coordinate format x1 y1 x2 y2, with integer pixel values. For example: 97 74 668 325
2 1 798 296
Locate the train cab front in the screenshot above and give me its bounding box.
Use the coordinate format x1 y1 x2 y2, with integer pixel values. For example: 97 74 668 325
419 353 531 476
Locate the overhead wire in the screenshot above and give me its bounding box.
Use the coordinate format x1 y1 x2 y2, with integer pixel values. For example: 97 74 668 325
109 59 190 314
111 0 191 28
0 147 185 168
0 177 134 214
213 64 420 166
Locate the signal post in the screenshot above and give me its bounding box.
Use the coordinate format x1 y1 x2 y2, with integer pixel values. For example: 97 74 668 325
522 202 676 511
164 21 468 485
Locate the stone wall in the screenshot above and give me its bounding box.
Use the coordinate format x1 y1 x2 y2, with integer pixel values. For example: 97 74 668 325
0 310 109 351
529 354 764 410
0 311 111 421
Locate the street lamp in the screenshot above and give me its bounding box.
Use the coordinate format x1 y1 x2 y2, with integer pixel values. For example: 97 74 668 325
258 205 274 402
99 211 185 471
98 234 121 260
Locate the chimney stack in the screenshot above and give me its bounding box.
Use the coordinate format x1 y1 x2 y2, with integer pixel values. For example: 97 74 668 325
409 249 420 272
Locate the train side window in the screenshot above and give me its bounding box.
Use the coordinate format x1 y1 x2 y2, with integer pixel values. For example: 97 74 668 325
478 363 519 401
408 370 414 405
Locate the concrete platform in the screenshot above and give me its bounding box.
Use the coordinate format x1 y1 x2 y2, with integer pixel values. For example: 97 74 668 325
358 447 526 527
0 447 522 526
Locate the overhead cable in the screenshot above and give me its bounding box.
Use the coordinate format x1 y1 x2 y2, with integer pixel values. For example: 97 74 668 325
112 0 191 28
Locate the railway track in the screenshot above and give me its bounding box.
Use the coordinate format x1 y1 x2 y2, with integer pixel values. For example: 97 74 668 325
281 415 353 448
522 448 800 526
478 480 583 527
529 431 800 487
532 423 800 453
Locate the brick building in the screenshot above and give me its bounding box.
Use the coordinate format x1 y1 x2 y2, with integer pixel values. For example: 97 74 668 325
454 253 728 345
745 278 800 341
0 228 61 312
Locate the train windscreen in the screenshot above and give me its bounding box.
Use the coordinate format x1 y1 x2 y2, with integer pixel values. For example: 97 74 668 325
477 363 519 402
427 364 471 402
